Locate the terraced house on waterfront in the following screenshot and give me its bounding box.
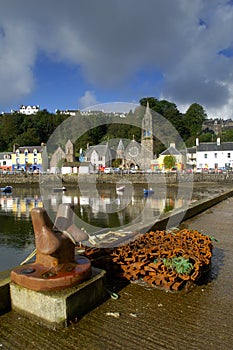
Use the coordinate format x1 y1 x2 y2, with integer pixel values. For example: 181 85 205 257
11 145 45 172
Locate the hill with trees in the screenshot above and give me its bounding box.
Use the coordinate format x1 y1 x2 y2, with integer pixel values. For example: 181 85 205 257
0 98 232 157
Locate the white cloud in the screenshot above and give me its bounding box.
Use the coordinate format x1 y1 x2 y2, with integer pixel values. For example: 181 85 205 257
1 1 233 118
78 90 99 110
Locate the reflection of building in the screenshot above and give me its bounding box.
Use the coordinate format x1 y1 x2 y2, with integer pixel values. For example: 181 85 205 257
0 196 43 218
11 145 45 172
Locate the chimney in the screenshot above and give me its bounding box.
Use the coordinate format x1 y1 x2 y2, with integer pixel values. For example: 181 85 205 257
217 137 221 146
196 138 199 146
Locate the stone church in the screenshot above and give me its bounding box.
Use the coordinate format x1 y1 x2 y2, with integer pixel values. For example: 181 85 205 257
82 102 155 171
122 101 155 169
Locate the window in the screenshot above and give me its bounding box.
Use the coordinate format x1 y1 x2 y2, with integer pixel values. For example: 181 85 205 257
16 158 20 164
33 149 37 156
34 158 37 164
24 150 28 156
3 161 6 165
25 158 28 164
204 154 207 158
214 153 217 158
227 153 231 158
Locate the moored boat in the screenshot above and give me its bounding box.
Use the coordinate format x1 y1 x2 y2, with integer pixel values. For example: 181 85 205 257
116 185 125 192
53 186 66 192
1 185 13 193
143 188 154 195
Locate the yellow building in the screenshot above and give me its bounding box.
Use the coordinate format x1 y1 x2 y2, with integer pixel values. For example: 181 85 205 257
12 145 45 172
152 143 185 172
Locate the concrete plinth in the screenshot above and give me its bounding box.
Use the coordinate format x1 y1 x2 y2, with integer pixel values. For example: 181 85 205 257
10 267 106 328
0 269 11 315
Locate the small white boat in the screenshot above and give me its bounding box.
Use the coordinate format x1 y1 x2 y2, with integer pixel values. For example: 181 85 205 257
116 185 125 192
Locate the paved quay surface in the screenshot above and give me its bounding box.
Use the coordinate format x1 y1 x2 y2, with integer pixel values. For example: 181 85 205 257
0 196 233 350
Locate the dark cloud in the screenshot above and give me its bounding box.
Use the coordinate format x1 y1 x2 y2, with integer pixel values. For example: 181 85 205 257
0 0 233 117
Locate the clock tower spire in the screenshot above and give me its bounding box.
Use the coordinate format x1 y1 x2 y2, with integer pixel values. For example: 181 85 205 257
141 100 154 159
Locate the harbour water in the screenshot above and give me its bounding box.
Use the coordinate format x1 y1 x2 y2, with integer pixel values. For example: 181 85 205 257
0 183 231 272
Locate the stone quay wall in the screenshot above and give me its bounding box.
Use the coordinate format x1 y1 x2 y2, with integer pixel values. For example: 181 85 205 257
0 172 233 185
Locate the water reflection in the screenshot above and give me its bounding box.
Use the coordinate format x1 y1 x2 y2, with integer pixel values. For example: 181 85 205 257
2 182 228 272
44 185 190 231
0 194 43 220
0 185 192 227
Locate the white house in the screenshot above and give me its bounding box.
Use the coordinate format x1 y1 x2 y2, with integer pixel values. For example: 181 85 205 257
19 105 40 115
0 152 12 172
196 138 233 170
84 144 115 171
79 162 94 174
61 162 79 174
186 147 197 169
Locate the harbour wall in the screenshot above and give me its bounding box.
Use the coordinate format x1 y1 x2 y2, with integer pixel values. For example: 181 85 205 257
0 172 233 185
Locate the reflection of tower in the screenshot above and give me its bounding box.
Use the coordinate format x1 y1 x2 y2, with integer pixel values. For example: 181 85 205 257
141 101 154 168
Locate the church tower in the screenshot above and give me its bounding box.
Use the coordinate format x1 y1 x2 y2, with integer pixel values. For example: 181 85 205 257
140 101 154 168
65 139 75 163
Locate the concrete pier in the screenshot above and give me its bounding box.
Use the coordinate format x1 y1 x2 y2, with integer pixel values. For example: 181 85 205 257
0 196 233 349
10 267 106 328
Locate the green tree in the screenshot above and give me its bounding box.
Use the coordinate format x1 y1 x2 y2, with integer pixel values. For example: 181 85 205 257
184 103 207 136
140 97 189 141
164 155 176 170
221 129 233 142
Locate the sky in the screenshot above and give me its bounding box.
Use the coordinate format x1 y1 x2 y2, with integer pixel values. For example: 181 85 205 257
1 0 233 119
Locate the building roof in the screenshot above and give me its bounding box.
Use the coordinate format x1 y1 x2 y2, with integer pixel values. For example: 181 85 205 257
16 146 44 153
62 162 80 167
116 139 125 151
85 144 110 157
160 146 181 156
187 147 196 154
79 162 93 167
197 142 233 152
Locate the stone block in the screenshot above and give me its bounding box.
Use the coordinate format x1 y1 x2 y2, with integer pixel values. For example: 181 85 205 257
10 267 106 328
0 269 11 315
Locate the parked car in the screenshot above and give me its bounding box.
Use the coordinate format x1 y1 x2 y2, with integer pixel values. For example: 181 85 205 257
208 168 215 174
104 167 113 174
218 167 227 173
113 168 121 174
129 169 137 173
195 168 202 173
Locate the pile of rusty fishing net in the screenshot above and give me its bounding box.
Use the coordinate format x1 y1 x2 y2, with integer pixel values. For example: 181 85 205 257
82 229 214 291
